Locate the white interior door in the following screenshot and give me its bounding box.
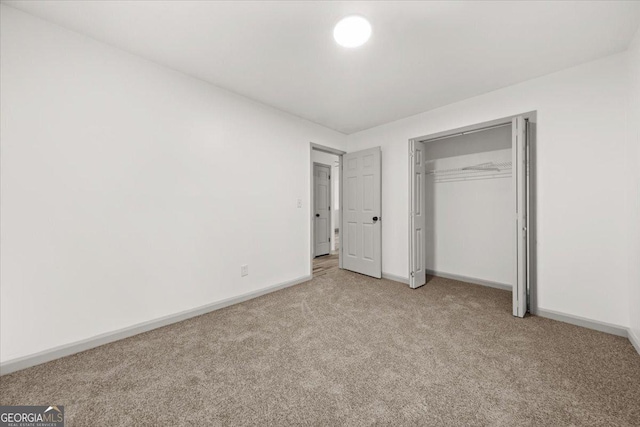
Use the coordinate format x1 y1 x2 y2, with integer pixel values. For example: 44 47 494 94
342 147 382 278
313 163 331 257
512 116 528 317
409 140 427 288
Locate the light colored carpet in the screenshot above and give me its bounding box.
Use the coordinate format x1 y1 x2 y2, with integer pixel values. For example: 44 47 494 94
1 270 639 426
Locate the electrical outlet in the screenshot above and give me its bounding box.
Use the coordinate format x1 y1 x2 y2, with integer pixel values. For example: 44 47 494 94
241 265 249 277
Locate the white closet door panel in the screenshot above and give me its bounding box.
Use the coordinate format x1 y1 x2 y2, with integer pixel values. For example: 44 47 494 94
512 116 528 317
410 140 427 288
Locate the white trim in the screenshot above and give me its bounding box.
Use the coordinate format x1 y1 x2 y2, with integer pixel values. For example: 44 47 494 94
339 148 343 270
413 111 537 143
626 328 640 355
310 142 346 156
2 273 635 375
0 275 312 375
531 308 628 337
382 272 410 284
426 269 512 291
409 268 638 352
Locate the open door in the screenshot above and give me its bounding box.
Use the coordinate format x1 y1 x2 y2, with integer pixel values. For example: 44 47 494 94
342 147 382 278
409 140 427 288
313 163 331 257
512 116 528 317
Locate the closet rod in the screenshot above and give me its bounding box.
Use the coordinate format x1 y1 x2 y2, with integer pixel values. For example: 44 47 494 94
421 122 511 143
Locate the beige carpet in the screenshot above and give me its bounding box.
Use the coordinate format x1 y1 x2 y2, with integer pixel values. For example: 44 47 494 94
1 270 639 426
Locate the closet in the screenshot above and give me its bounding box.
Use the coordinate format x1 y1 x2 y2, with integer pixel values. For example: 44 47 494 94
409 115 533 317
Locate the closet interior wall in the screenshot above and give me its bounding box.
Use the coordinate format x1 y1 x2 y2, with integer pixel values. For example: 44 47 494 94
424 125 514 287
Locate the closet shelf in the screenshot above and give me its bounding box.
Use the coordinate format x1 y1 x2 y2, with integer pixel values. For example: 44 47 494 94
427 161 512 183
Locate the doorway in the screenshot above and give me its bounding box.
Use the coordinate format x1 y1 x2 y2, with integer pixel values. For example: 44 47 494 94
311 143 344 277
408 113 536 317
313 162 332 257
310 143 383 279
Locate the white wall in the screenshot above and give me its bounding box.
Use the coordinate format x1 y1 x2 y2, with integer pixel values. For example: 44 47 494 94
0 6 346 363
424 125 514 286
347 52 631 327
311 150 340 252
627 28 640 343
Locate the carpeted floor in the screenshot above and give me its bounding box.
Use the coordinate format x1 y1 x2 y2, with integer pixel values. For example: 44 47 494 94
1 270 639 426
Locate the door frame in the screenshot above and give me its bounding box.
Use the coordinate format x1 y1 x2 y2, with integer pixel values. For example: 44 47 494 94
312 161 332 257
407 111 537 316
310 143 346 275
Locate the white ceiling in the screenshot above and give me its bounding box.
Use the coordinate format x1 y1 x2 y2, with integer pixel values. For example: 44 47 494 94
4 1 640 134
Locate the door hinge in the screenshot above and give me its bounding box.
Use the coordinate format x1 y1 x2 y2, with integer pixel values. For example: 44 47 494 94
329 237 331 242
328 206 331 210
410 271 415 277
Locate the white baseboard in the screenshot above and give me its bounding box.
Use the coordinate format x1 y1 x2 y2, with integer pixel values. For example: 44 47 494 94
628 328 640 355
531 308 628 337
0 275 312 376
382 272 410 284
3 273 636 376
426 269 511 291
427 270 638 352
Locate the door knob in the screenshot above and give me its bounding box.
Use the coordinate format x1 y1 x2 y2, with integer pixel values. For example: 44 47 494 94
373 216 379 222
316 214 320 217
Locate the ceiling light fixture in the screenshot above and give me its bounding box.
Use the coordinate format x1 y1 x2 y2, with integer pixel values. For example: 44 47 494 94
333 15 371 48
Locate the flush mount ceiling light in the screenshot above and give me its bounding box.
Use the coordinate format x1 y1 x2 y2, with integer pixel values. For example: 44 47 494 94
333 15 371 48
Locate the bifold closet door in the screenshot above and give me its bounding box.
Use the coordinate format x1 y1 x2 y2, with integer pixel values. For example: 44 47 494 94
342 147 382 278
409 140 427 288
512 116 528 317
